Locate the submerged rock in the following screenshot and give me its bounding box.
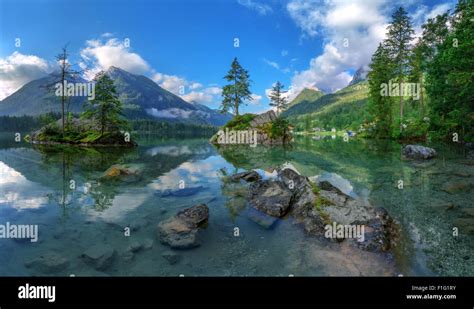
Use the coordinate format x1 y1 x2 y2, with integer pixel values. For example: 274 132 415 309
246 207 278 229
162 251 181 265
230 170 261 182
402 145 437 160
441 181 472 194
157 204 209 249
81 244 116 271
101 164 144 182
248 180 292 217
25 252 70 273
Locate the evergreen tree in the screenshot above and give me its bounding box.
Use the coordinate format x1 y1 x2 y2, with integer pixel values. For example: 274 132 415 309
220 58 253 116
385 7 414 130
269 81 288 114
426 0 474 141
82 71 126 136
408 39 427 115
368 43 394 138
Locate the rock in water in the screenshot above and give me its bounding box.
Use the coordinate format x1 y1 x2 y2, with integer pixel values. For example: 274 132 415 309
157 204 209 249
101 164 144 182
230 170 261 182
441 182 472 194
402 145 437 160
176 204 209 227
246 207 278 229
162 251 181 265
81 244 116 271
248 180 292 217
25 252 70 273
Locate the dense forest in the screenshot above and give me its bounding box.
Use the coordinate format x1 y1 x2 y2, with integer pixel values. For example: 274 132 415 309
0 113 61 132
366 0 473 142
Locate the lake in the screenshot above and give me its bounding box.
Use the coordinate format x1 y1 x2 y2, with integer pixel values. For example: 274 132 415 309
0 132 472 276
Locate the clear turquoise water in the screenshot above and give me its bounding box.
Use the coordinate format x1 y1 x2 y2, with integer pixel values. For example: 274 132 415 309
0 133 472 276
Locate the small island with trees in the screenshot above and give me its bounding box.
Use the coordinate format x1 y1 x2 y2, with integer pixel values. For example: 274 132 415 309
26 60 135 147
210 57 293 146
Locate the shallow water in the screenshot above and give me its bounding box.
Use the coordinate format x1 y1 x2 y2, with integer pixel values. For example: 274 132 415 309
0 133 472 276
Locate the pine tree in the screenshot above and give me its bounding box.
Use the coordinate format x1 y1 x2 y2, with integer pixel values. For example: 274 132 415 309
269 81 288 114
220 58 253 116
82 71 126 136
408 39 427 115
385 7 414 131
368 43 394 138
426 0 474 141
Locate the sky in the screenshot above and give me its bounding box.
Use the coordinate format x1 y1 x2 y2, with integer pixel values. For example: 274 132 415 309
0 0 456 114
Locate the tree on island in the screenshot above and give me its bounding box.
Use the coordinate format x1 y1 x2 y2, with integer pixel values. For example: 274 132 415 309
45 45 80 134
269 81 288 114
82 71 126 136
220 57 253 116
385 7 414 130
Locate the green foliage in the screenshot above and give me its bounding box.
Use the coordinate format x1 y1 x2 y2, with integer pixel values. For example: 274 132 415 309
82 71 128 135
285 82 369 132
269 117 290 139
220 58 253 116
223 113 256 130
426 0 474 142
0 113 61 132
367 43 394 138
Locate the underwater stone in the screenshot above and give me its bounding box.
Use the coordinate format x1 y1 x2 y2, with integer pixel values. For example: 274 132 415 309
81 244 116 271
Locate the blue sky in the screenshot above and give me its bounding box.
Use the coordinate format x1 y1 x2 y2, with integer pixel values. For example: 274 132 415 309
0 0 455 113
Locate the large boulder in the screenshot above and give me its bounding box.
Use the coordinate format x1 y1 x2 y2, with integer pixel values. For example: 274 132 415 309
157 204 209 249
230 170 261 182
249 110 277 128
248 180 293 217
402 145 437 160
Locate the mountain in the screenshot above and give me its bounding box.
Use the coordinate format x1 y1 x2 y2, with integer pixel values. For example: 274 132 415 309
0 73 87 116
348 66 369 86
0 66 231 126
282 81 369 130
288 88 324 108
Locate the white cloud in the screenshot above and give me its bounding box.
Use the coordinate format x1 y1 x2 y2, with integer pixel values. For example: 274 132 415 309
426 3 452 20
287 0 325 37
281 50 289 56
152 72 187 95
250 94 263 105
189 82 203 90
80 37 150 80
237 0 273 15
287 0 454 97
181 86 222 105
0 51 50 100
287 0 388 96
263 58 280 70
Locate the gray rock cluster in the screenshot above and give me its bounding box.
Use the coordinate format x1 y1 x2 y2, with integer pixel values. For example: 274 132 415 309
246 167 398 253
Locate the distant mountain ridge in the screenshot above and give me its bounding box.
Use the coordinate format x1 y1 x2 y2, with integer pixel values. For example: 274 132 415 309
348 66 369 86
282 81 369 130
288 88 324 108
0 66 231 126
